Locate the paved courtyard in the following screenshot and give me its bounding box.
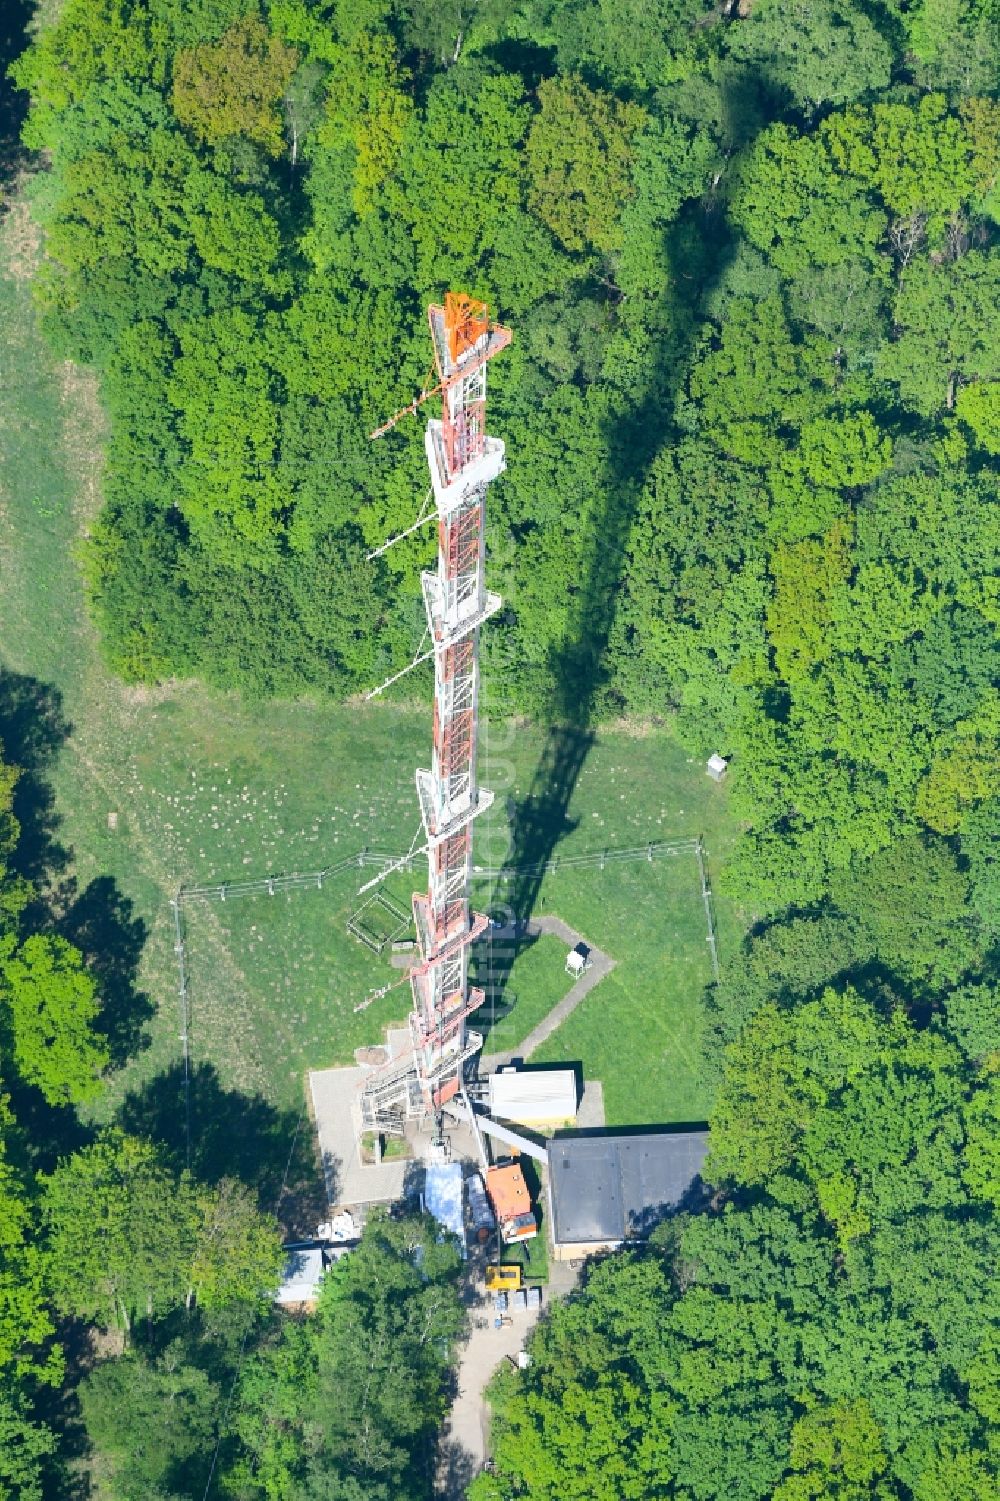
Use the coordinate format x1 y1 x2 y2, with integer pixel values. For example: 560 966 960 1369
437 1251 583 1499
309 1027 483 1211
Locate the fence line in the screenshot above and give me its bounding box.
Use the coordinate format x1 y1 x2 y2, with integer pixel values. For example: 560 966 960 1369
171 833 721 1178
176 838 702 907
475 837 698 882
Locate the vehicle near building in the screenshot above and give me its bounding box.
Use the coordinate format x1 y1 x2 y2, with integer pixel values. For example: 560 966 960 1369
485 1263 522 1293
486 1162 537 1242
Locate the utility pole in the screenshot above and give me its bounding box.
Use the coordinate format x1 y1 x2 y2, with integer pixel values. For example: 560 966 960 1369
360 295 511 1132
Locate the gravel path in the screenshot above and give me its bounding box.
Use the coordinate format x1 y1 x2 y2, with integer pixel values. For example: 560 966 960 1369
436 1255 582 1498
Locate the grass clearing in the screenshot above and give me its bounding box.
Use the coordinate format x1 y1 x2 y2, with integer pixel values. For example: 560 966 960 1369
532 856 714 1125
468 933 573 1056
180 868 419 1108
0 204 743 1140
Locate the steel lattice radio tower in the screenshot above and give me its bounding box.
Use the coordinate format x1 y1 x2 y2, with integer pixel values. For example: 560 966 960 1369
360 294 511 1130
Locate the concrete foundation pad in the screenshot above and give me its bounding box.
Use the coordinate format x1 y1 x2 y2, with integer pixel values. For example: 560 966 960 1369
309 1025 487 1214
309 1064 410 1210
576 1079 606 1129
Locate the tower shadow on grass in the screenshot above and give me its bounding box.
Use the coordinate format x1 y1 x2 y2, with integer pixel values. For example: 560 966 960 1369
119 1061 327 1236
0 668 155 1072
487 198 738 1010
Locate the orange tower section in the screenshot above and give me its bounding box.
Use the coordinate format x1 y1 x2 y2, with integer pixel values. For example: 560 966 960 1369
361 296 511 1129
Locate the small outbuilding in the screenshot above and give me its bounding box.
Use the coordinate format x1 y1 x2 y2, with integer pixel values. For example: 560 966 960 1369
275 1246 326 1307
489 1067 578 1127
706 753 728 782
547 1130 709 1260
275 1242 355 1308
486 1162 537 1242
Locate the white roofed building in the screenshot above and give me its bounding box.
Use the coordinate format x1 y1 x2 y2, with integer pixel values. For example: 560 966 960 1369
488 1067 578 1128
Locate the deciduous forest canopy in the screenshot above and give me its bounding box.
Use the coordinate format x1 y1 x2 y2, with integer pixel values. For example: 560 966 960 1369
4 0 1000 1497
12 0 1000 918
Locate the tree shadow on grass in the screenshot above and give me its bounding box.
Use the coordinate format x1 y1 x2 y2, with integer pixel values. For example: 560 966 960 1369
119 1060 327 1236
2 1073 91 1176
468 925 541 1051
0 669 155 1070
0 665 72 888
0 0 33 198
56 875 154 1068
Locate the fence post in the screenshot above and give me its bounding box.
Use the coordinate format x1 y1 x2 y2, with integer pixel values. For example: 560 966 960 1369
694 838 720 983
170 895 192 1170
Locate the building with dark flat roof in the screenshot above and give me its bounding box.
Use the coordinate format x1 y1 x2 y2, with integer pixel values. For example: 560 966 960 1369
546 1130 709 1259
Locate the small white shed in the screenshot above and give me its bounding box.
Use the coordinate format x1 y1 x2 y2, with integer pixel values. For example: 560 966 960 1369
706 753 728 782
565 943 591 978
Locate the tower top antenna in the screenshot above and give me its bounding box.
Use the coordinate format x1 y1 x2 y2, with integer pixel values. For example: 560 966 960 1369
369 296 510 441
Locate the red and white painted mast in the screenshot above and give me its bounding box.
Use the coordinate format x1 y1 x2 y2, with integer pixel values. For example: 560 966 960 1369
361 295 511 1125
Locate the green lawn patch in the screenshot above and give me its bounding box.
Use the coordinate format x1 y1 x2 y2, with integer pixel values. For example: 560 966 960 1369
468 932 572 1056
179 868 418 1107
531 857 715 1126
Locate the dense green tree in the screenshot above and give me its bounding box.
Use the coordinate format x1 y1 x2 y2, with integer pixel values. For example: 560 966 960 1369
829 836 981 989
0 1394 56 1501
486 982 1000 1499
394 0 508 67
524 75 645 256
42 1130 202 1335
879 251 1000 416
707 913 866 1063
171 14 300 153
0 744 116 1491
79 1342 220 1499
228 1213 463 1500
774 1400 888 1500
189 1176 285 1310
13 0 999 771
0 1104 59 1386
724 0 894 114
943 980 1000 1060
41 1132 282 1337
0 933 109 1105
542 0 714 94
960 799 1000 935
400 61 535 291
729 123 882 279
907 0 1000 97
